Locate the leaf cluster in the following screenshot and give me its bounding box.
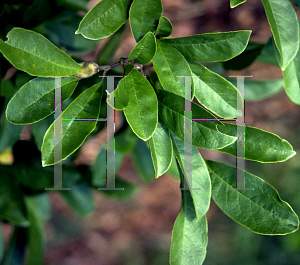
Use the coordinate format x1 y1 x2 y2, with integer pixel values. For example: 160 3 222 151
0 0 299 264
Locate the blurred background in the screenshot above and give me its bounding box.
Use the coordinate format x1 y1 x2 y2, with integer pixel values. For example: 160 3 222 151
1 0 300 264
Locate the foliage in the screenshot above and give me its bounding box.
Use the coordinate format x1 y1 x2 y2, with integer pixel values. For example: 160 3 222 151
0 0 299 264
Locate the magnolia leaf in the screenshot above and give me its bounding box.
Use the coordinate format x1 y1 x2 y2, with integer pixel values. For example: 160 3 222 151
163 30 251 62
0 28 82 77
206 160 299 235
76 0 131 40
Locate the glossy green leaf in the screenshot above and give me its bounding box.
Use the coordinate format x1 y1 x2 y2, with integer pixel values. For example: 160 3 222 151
149 119 173 178
25 196 46 265
42 82 103 166
123 64 135 76
261 0 299 70
153 40 194 97
206 160 299 235
0 28 82 77
171 132 211 220
155 16 173 38
109 69 158 141
129 0 163 42
188 60 241 118
170 174 208 265
170 161 208 265
132 138 155 183
283 27 300 105
6 76 78 124
0 169 29 227
97 24 126 65
257 37 279 66
156 89 236 149
60 181 96 216
0 103 24 152
217 123 296 162
230 0 246 8
240 78 283 101
222 42 265 70
128 32 156 64
166 155 180 180
75 0 131 40
163 30 251 62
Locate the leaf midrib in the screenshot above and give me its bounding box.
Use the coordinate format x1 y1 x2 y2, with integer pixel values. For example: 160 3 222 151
4 41 80 71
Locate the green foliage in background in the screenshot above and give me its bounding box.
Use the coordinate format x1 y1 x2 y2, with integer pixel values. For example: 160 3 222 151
0 0 299 264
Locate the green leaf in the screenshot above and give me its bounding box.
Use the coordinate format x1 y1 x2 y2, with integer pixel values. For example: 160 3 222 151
0 102 24 153
152 40 194 97
129 0 163 42
155 16 173 38
261 0 299 70
257 37 279 66
109 69 158 141
163 30 251 62
148 119 173 178
206 160 299 235
75 0 131 40
6 76 78 124
41 82 103 166
170 160 208 265
132 138 155 183
128 32 156 64
0 169 29 227
59 181 96 216
166 155 180 180
156 89 236 149
283 26 300 105
233 78 282 101
171 132 211 220
97 24 126 65
25 195 46 265
217 123 296 162
188 60 241 118
230 0 247 8
222 42 265 70
0 28 82 77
